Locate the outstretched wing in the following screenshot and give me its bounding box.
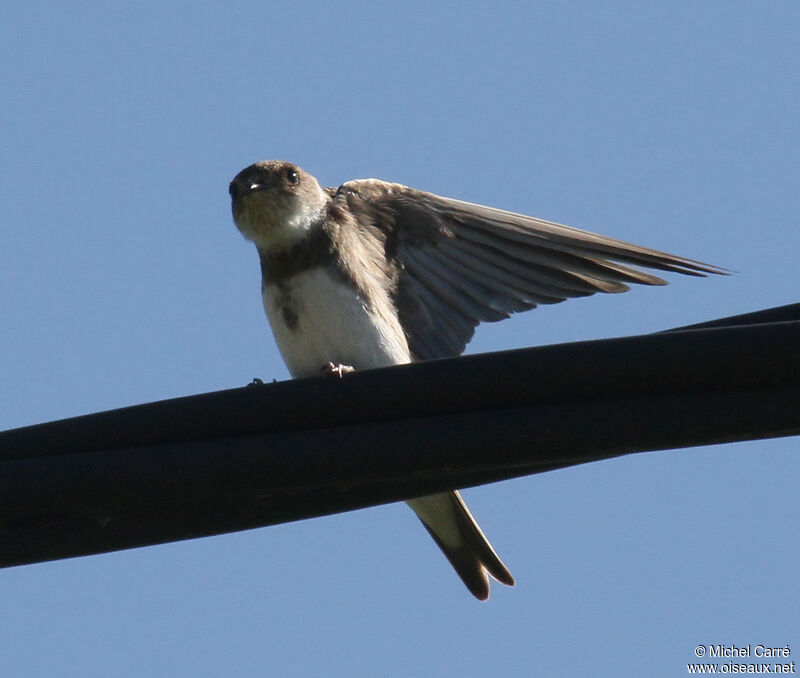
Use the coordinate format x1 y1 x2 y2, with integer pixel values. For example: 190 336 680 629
331 179 725 361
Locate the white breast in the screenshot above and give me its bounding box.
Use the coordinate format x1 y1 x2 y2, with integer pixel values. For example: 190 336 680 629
262 267 412 378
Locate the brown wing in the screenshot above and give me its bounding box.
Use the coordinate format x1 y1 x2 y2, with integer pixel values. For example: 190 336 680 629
331 179 725 361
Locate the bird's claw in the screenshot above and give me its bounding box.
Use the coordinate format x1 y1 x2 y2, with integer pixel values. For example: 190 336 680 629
320 362 355 378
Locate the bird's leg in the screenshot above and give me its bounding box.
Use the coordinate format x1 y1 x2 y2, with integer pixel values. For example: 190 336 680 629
320 362 355 378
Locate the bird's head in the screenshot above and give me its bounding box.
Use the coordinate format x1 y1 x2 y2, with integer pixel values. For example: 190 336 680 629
229 160 327 251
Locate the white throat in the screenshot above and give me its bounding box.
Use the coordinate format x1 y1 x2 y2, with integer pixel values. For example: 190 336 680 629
249 201 325 251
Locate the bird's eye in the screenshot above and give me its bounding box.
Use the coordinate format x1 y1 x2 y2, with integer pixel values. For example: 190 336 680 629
286 168 299 185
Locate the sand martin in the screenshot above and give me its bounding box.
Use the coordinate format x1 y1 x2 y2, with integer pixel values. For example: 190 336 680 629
229 160 723 600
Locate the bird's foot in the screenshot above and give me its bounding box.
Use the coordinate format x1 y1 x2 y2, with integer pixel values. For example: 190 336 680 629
320 362 355 379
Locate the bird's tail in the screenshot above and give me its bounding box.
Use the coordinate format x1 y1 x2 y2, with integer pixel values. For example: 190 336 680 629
407 490 514 600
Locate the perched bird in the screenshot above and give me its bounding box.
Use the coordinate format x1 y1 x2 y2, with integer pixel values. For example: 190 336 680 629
229 160 723 600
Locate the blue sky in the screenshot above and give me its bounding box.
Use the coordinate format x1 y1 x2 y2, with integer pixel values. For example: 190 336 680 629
1 2 798 676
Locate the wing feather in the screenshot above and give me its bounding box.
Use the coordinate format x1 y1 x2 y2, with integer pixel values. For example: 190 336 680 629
334 180 725 360
402 247 510 323
402 276 475 358
424 245 541 312
444 236 628 296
